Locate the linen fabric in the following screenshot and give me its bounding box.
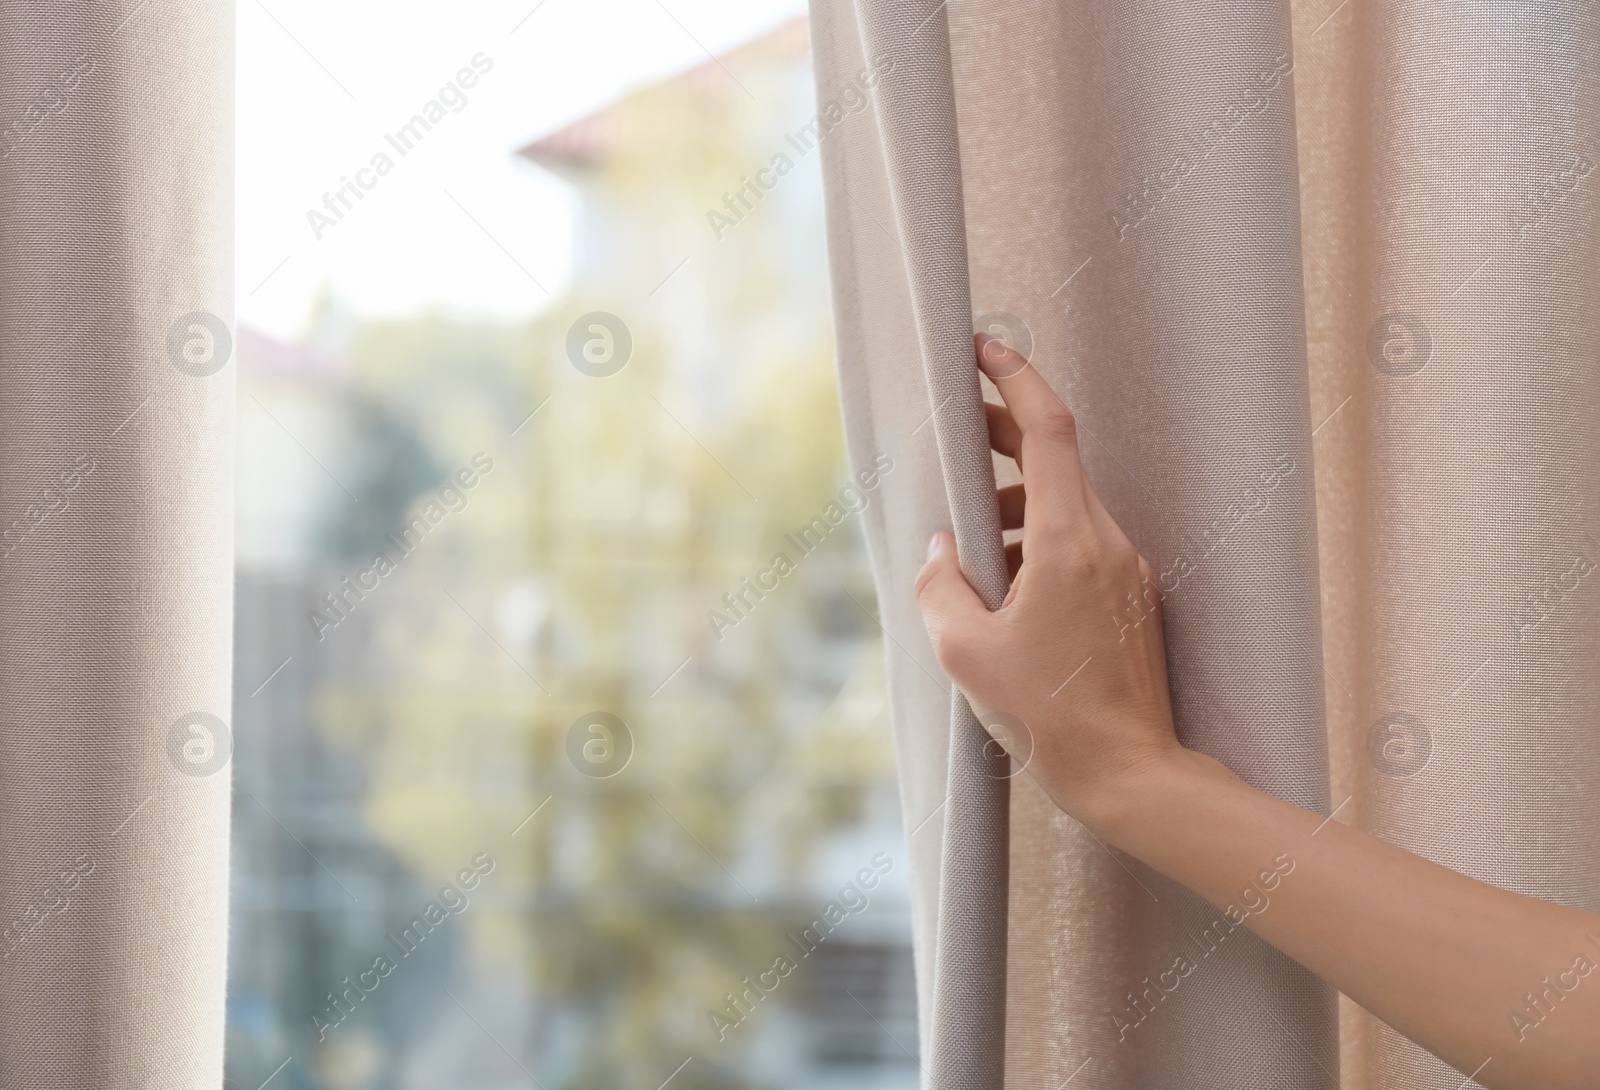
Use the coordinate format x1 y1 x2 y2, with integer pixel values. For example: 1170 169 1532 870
0 4 234 1085
808 0 1600 1086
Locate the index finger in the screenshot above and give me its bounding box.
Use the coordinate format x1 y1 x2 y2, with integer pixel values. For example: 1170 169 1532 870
974 332 1089 533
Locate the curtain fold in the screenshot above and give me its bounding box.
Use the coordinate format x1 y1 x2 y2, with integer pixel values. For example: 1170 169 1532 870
850 4 1013 1088
0 4 234 1085
1300 3 1600 1085
810 1 1600 1087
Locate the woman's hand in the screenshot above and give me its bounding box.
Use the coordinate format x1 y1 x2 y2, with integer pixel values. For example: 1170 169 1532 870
913 333 1184 831
912 336 1600 1090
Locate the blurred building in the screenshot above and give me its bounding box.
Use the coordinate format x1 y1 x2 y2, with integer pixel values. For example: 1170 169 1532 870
227 17 916 1090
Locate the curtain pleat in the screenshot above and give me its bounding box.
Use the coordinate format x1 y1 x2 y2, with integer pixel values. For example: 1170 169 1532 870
0 4 234 1085
851 4 1013 1088
814 0 1340 1085
1299 2 1600 1087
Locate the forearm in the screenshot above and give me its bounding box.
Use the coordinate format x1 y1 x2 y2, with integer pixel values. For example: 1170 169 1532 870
918 336 1600 1085
1088 748 1600 1090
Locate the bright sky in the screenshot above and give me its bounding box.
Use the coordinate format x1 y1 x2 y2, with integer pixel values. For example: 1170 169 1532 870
238 0 807 339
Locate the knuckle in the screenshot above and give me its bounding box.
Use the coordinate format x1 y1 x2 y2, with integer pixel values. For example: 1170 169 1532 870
1046 532 1134 587
913 556 947 603
930 623 973 678
1045 540 1097 583
1136 553 1157 587
1035 404 1079 443
1106 534 1141 573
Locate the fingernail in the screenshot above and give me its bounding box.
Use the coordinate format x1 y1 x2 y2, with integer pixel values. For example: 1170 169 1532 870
975 333 1024 379
927 533 942 562
974 334 1002 376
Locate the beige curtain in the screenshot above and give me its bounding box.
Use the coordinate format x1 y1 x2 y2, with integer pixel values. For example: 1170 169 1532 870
809 1 1600 1087
0 4 234 1086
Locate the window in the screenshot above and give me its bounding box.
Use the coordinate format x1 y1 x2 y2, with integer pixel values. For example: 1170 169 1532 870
231 6 916 1087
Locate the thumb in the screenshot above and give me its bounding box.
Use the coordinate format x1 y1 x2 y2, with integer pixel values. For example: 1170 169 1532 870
914 531 992 684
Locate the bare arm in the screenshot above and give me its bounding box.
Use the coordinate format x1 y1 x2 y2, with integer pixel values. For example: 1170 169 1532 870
912 333 1600 1090
1099 749 1600 1087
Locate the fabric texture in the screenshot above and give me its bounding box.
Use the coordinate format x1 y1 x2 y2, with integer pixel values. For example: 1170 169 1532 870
851 4 1012 1088
0 3 234 1086
809 1 1600 1087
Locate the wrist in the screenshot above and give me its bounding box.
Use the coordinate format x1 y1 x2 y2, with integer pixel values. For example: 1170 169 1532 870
1075 743 1235 850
